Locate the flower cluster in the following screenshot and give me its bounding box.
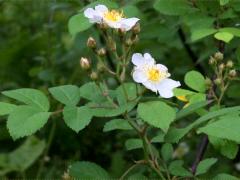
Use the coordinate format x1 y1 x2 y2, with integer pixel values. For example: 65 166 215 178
84 5 181 98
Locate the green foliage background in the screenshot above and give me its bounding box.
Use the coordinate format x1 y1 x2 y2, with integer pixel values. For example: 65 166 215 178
0 0 240 178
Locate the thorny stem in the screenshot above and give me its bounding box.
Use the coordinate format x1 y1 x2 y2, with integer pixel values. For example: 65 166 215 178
190 135 209 175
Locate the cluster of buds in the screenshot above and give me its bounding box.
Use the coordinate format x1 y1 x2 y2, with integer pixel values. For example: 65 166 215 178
208 52 237 83
207 52 238 102
83 37 109 81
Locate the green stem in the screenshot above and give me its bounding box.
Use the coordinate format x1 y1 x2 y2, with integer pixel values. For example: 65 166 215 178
36 120 56 178
119 163 139 180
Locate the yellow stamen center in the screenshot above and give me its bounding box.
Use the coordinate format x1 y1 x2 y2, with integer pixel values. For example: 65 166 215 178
148 68 164 81
104 10 123 22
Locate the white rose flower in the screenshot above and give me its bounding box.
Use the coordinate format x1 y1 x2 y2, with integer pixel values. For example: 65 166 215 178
84 4 139 31
132 53 181 98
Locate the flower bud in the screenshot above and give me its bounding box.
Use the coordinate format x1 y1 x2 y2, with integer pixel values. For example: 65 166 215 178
87 37 96 49
97 62 105 73
90 71 98 80
219 63 225 71
209 56 216 65
131 34 139 44
62 172 71 180
97 48 106 57
229 69 237 78
205 77 212 87
125 38 133 46
226 60 234 68
214 78 222 85
80 57 90 70
132 23 141 34
109 40 116 51
214 52 224 61
98 23 108 30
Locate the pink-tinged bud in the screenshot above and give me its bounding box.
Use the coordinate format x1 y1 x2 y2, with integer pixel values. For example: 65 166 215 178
87 37 96 48
80 57 90 70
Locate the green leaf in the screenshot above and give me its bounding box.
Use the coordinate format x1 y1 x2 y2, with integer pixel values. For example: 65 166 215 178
182 13 215 31
189 93 206 104
125 138 143 151
0 136 45 175
123 5 141 18
214 32 234 43
69 161 110 179
137 101 176 132
165 106 240 143
219 27 240 37
49 85 80 106
168 160 192 177
196 158 217 175
116 83 141 106
88 100 138 118
79 82 105 103
63 106 93 133
68 13 92 36
173 88 195 97
212 173 239 180
128 173 148 180
7 106 51 140
184 70 206 92
209 136 238 159
219 0 229 6
79 0 118 12
2 88 49 112
161 143 173 161
191 28 217 42
0 102 17 116
103 119 132 132
176 101 210 121
198 113 240 143
154 0 196 16
151 131 165 143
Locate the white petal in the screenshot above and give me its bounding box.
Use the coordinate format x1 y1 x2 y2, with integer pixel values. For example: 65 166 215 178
95 5 108 13
104 20 121 28
156 64 168 72
120 18 139 31
157 79 181 98
142 81 158 93
144 53 155 65
132 53 145 67
84 8 103 23
84 8 95 18
132 69 148 83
